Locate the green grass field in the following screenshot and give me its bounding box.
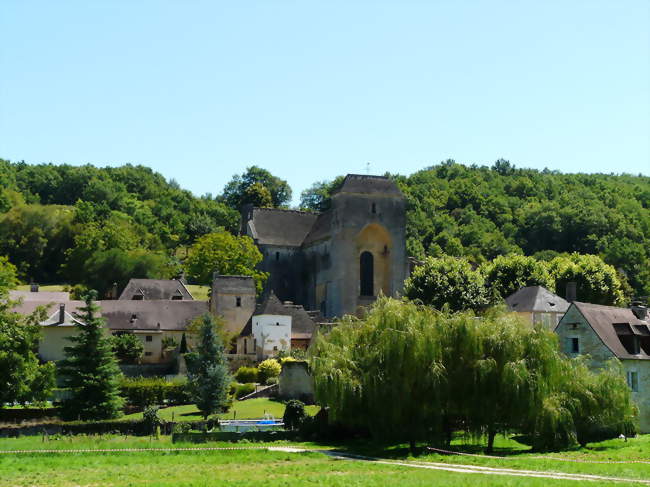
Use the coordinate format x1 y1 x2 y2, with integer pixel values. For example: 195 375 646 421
184 284 209 301
121 398 320 422
0 434 647 486
14 284 68 292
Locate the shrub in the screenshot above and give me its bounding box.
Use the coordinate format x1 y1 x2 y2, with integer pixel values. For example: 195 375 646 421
257 359 281 385
282 400 306 430
111 333 144 364
120 377 191 409
162 336 179 350
235 366 259 383
142 405 163 436
234 383 256 399
279 356 297 366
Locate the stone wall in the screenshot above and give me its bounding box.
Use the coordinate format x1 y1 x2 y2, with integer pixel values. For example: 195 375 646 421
278 361 314 403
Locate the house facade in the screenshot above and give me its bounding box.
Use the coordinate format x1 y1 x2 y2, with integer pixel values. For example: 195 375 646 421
555 301 650 433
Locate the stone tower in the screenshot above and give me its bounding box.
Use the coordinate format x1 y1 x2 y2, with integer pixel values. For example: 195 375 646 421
209 274 256 336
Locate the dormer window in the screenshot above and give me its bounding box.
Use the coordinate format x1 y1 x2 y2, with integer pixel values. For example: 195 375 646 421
132 294 144 301
130 314 137 322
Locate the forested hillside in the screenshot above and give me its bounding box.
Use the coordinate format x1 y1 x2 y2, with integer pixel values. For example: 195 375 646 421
1 158 649 297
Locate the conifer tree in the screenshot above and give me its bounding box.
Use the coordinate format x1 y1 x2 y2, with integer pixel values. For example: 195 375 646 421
59 291 124 420
187 314 230 419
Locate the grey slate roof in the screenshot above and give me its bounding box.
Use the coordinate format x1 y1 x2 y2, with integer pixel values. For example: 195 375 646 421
239 292 317 340
100 300 208 331
11 300 86 318
565 302 650 360
303 210 333 245
9 290 70 302
247 208 318 247
505 286 570 313
118 279 193 301
334 174 403 196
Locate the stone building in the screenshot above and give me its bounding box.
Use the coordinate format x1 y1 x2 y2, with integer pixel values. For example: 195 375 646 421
505 286 570 328
555 301 650 433
118 278 193 301
240 174 408 318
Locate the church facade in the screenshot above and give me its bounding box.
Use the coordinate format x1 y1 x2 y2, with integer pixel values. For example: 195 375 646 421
240 174 408 318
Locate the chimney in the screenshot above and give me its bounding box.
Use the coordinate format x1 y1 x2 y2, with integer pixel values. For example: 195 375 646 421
630 300 648 321
30 282 39 293
566 282 577 303
59 304 65 324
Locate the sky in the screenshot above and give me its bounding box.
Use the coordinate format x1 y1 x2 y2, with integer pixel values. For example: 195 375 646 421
1 1 648 205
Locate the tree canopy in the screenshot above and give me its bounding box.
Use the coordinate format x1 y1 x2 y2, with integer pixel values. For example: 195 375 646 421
222 166 292 209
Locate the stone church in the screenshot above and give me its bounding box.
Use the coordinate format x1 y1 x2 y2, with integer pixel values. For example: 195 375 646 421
240 174 408 318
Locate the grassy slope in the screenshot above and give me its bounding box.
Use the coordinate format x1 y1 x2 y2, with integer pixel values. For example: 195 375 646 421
14 284 68 292
184 284 209 301
121 398 320 422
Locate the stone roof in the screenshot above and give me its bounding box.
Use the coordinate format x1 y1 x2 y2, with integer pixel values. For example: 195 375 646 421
505 286 570 313
9 290 70 302
303 210 333 246
564 302 650 360
118 279 193 301
240 292 317 340
100 300 208 331
246 208 318 247
334 174 403 196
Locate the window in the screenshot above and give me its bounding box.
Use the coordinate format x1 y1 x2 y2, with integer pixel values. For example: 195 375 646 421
145 335 153 342
632 336 641 355
360 251 374 296
371 202 376 214
236 296 241 307
570 337 579 353
273 346 278 351
171 294 182 301
132 294 144 300
144 351 152 356
627 371 639 392
276 251 280 261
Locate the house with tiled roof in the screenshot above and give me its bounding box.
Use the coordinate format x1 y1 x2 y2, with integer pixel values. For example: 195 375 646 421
505 286 570 328
555 301 650 432
237 292 317 360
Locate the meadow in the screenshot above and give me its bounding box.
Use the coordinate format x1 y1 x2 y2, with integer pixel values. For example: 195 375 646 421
0 434 648 486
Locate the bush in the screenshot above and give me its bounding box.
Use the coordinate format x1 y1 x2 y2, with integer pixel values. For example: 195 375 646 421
120 377 191 409
111 333 144 364
279 356 297 366
257 359 281 385
282 400 306 430
234 383 256 399
234 366 259 383
142 405 163 436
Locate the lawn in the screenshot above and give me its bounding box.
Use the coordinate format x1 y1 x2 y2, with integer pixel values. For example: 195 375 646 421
14 284 68 292
184 284 209 301
121 398 320 422
2 434 647 487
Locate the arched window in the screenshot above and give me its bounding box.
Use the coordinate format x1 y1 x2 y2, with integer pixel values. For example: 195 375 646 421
360 251 374 296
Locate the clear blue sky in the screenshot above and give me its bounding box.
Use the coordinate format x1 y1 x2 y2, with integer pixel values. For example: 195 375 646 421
1 1 648 205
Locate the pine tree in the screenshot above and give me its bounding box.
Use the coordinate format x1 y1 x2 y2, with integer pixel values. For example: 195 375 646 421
187 314 230 419
59 291 124 420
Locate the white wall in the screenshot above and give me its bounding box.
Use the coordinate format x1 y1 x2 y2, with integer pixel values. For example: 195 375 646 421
252 314 291 359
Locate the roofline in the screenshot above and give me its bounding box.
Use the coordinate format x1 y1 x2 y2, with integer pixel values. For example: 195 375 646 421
177 280 194 300
556 302 619 359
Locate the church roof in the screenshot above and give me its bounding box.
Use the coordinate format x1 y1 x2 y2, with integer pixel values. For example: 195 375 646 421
118 279 193 301
247 208 318 247
505 286 570 313
334 174 403 196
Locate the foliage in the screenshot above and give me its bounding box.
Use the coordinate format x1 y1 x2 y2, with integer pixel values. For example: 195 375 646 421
234 366 259 383
400 160 649 297
110 333 144 364
120 377 191 409
179 333 188 354
184 230 267 293
0 255 17 292
480 254 555 299
282 399 307 430
257 359 282 385
0 288 56 407
161 336 178 350
222 165 292 209
232 382 256 399
141 405 163 436
403 256 488 312
59 291 124 420
311 297 637 452
299 176 345 211
186 314 231 419
548 253 626 306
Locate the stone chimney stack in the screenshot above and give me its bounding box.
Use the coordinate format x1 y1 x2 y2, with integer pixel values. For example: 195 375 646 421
566 282 577 303
30 282 39 293
59 304 65 324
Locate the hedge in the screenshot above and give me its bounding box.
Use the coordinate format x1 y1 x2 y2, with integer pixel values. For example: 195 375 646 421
120 377 191 409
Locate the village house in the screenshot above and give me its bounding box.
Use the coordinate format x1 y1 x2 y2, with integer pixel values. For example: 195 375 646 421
555 301 650 433
505 285 570 328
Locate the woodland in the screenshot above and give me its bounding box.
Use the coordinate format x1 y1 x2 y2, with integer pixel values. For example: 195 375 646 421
0 158 648 298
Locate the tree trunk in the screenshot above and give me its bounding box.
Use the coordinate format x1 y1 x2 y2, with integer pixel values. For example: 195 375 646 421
486 428 496 454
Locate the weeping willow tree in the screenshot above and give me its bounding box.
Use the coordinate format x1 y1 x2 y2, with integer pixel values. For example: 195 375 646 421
311 297 637 452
